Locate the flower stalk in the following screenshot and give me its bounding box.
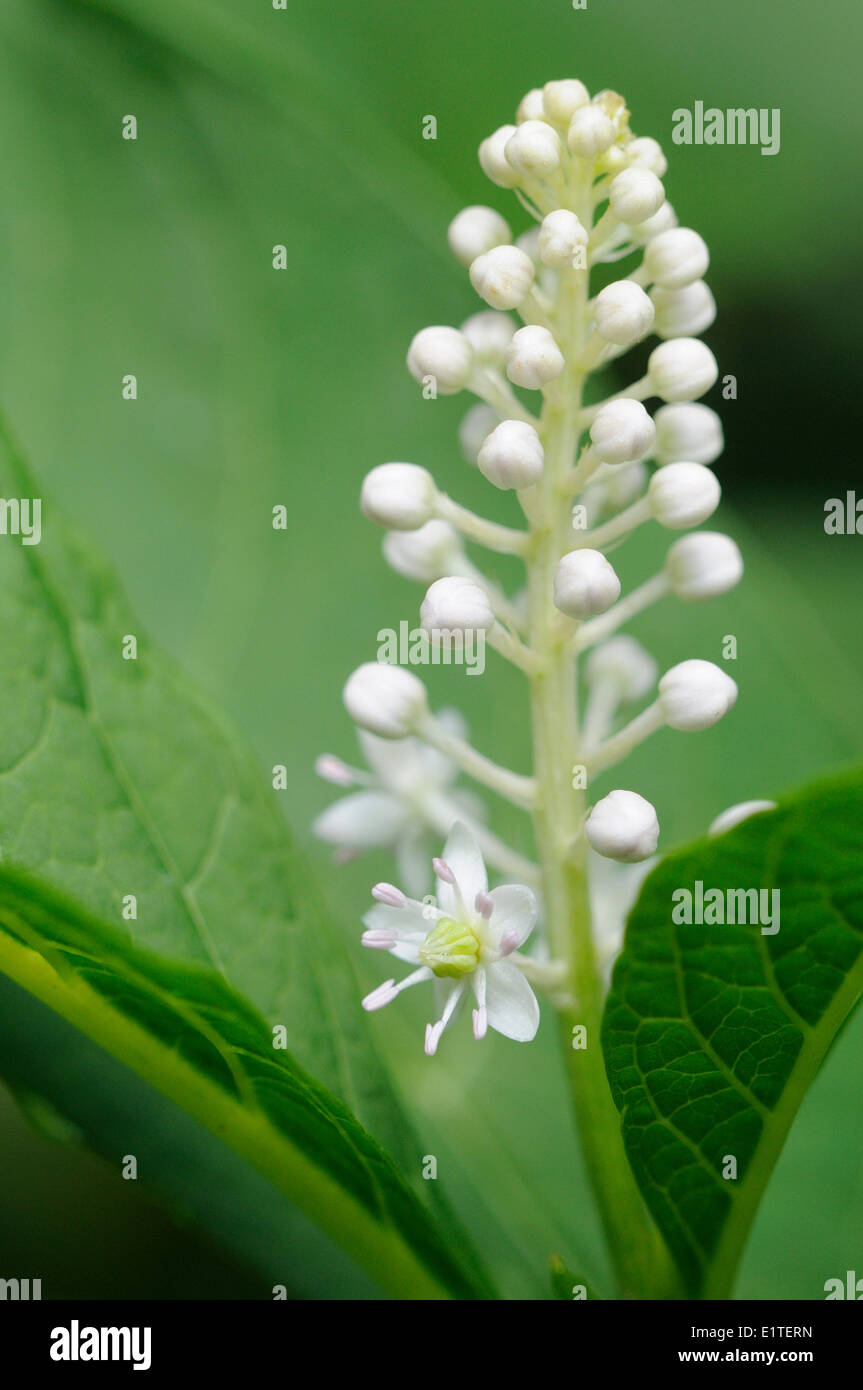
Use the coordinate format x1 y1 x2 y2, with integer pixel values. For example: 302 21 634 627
317 75 745 1300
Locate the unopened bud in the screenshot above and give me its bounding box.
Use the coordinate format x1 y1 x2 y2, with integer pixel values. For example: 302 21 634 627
421 577 496 634
407 325 474 394
470 245 535 310
644 228 710 289
648 461 721 529
477 420 544 490
653 402 723 465
553 549 621 619
608 168 665 225
361 463 437 530
586 789 660 863
594 280 654 346
447 205 512 267
658 659 738 732
506 325 565 389
343 663 428 739
665 531 743 600
648 338 718 402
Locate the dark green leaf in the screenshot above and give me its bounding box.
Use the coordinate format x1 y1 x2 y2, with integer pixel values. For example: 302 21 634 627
0 864 487 1299
602 769 863 1296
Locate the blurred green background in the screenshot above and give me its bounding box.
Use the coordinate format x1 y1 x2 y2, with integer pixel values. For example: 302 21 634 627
0 0 861 1298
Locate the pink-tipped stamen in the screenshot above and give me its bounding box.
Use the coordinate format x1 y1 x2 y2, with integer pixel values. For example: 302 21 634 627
361 929 397 949
333 846 361 866
372 882 407 908
362 979 398 1011
499 928 520 957
475 890 494 919
433 857 455 884
424 1021 444 1057
315 754 359 787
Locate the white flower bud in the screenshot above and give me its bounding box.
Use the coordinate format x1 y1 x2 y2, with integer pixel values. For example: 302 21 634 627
515 226 541 262
504 120 562 178
383 520 462 583
654 403 724 465
538 209 589 269
469 245 535 310
421 576 495 634
586 789 660 863
709 801 776 837
586 636 658 701
598 145 629 177
648 338 718 401
553 549 621 619
590 398 656 465
627 136 667 176
542 79 590 125
477 419 544 490
648 461 721 529
644 228 710 289
478 125 520 188
594 279 655 346
447 205 512 267
630 201 678 245
593 89 629 129
459 310 515 364
343 662 428 739
516 88 546 123
651 281 716 338
459 403 500 464
406 325 474 394
658 659 738 732
506 325 565 389
608 168 665 225
361 463 437 530
567 105 615 157
597 459 648 510
665 531 743 600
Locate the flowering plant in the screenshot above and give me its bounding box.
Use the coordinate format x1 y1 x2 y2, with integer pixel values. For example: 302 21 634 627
0 37 859 1307
312 77 863 1299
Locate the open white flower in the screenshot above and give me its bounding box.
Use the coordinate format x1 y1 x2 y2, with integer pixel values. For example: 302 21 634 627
360 822 540 1054
314 713 481 896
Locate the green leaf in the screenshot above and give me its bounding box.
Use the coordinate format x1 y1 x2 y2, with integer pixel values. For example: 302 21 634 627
0 863 485 1299
602 768 863 1297
0 414 401 1147
0 417 492 1295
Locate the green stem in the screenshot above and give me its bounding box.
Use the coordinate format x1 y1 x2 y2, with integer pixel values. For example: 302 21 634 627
526 236 678 1299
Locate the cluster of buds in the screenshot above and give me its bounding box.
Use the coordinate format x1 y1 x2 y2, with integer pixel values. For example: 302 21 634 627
316 78 747 1053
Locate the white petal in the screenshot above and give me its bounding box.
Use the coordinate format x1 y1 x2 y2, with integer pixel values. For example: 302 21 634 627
484 960 540 1041
362 901 431 937
438 821 487 917
487 884 538 951
358 729 426 793
313 791 405 849
389 939 423 964
395 825 434 898
436 706 470 741
417 708 469 788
